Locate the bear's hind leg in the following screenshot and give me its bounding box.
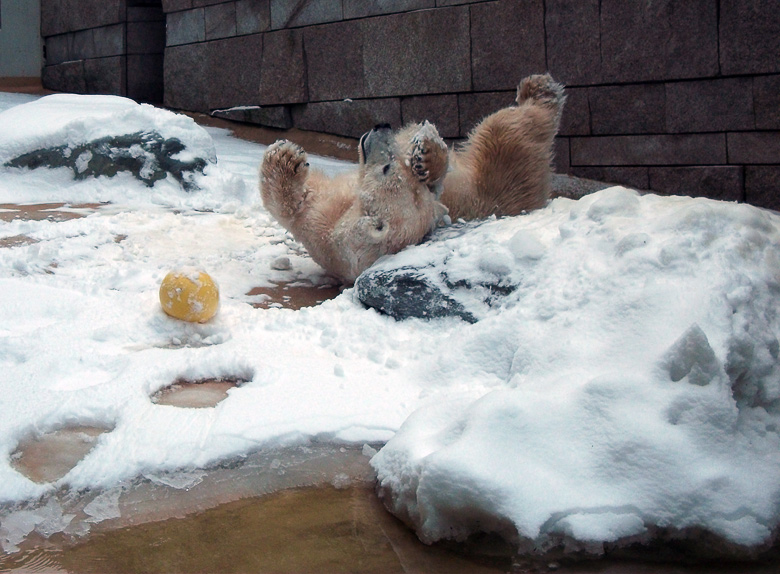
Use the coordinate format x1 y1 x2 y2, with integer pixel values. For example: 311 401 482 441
260 140 310 225
516 73 566 129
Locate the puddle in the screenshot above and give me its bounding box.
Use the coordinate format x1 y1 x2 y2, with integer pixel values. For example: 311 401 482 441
247 281 342 310
0 234 39 248
150 378 246 408
0 203 103 222
10 425 111 484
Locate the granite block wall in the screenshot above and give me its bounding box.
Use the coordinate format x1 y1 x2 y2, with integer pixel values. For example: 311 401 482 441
42 0 780 209
41 0 165 103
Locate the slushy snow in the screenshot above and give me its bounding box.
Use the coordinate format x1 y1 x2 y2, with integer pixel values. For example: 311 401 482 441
0 93 779 557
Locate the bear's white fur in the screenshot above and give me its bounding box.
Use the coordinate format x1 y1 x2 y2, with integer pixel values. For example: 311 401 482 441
261 74 565 284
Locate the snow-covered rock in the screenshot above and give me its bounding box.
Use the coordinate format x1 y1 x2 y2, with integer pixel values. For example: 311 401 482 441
0 94 216 191
371 187 780 557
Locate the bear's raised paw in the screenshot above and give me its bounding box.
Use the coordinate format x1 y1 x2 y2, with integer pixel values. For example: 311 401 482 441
410 121 448 187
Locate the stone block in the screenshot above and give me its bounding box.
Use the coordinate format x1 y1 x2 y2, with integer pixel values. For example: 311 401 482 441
65 0 126 31
666 78 754 133
471 0 546 91
84 56 127 96
167 8 206 46
71 29 95 60
128 54 164 103
720 0 780 75
746 167 780 210
571 134 727 166
552 137 570 174
94 24 127 57
212 105 292 129
128 6 165 22
162 0 193 12
546 0 601 85
343 0 433 19
600 0 718 82
270 0 342 29
206 34 264 109
588 84 665 136
164 43 210 111
401 95 459 138
436 0 490 5
291 98 402 139
258 29 307 105
193 0 230 6
458 91 516 137
648 166 744 202
41 0 67 37
236 0 271 35
755 75 780 130
128 21 166 54
558 87 589 137
570 166 650 191
42 61 87 94
728 132 780 165
362 8 470 98
305 21 364 101
45 34 71 66
205 3 237 40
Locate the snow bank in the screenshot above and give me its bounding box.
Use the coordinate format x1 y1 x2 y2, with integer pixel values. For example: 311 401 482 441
0 94 249 210
372 188 780 555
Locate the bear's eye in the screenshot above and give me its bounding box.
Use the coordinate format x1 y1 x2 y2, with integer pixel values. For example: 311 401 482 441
382 164 391 175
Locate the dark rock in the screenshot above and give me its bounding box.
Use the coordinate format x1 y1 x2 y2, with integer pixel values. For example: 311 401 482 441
356 267 478 323
6 132 209 191
355 222 522 322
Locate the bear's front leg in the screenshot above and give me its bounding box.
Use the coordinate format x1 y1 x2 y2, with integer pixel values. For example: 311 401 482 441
409 121 449 191
260 140 310 223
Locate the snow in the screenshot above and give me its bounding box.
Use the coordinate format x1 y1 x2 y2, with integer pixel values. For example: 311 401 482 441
1 93 779 557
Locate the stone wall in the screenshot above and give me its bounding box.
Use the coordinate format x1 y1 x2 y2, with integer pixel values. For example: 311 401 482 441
43 0 780 209
41 0 165 103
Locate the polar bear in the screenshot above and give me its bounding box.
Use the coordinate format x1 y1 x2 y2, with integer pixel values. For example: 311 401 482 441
260 74 565 284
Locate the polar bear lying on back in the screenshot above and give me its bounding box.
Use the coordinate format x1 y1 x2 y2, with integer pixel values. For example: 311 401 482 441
260 74 565 284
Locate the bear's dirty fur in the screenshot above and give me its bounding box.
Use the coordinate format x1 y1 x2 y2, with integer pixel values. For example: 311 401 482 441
260 74 565 284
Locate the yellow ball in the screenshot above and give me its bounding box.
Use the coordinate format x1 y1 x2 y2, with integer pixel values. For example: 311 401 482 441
159 269 219 323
